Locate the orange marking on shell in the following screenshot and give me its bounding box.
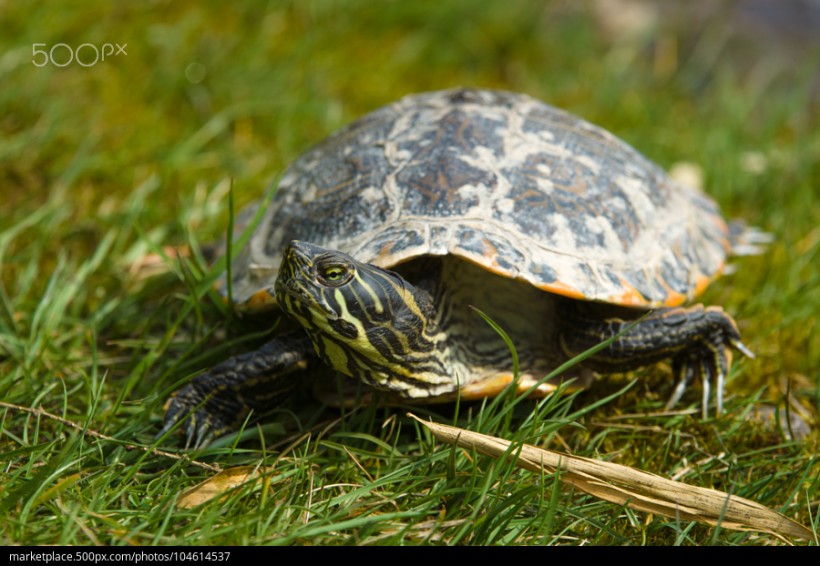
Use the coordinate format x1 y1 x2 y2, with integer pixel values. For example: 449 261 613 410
536 280 587 301
660 289 687 308
480 238 502 269
609 283 650 307
651 276 687 307
245 288 278 310
657 270 721 307
692 273 715 299
378 240 395 257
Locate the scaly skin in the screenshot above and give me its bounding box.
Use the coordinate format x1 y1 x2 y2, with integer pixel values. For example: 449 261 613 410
558 303 752 417
159 332 315 448
162 244 754 448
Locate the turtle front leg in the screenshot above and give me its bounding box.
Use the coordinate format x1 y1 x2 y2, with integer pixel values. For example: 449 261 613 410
159 331 316 448
557 304 754 417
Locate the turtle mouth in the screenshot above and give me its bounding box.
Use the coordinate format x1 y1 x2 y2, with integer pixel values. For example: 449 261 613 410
275 280 313 312
275 271 337 321
274 242 312 297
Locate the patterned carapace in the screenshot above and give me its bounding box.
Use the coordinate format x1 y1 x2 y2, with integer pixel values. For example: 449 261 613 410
229 89 729 312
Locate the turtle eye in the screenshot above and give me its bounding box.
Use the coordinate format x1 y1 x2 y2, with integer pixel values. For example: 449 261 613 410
317 262 354 287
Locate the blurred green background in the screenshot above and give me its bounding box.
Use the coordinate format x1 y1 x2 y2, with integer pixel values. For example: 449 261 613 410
3 0 817 406
2 0 817 215
1 0 818 546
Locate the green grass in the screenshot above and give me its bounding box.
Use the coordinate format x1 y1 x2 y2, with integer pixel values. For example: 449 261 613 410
1 0 818 546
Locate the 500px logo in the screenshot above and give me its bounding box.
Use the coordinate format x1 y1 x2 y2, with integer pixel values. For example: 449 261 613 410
32 43 127 67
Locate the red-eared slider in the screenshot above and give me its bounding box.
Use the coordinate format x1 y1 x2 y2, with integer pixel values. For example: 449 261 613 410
162 88 762 447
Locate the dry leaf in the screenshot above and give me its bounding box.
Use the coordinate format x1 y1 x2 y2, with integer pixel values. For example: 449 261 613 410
409 414 812 541
177 465 271 509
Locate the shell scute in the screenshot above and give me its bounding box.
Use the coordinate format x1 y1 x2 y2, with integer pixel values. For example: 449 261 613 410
229 88 733 310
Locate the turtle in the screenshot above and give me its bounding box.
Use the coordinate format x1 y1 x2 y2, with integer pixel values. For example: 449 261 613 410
161 88 764 448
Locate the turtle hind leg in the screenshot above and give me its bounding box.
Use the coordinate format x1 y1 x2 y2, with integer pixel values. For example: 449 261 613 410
558 304 753 417
159 331 316 448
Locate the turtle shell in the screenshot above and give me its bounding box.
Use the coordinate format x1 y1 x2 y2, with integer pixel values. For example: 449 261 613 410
227 88 731 311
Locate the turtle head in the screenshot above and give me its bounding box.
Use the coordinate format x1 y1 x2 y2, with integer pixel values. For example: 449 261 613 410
274 241 451 395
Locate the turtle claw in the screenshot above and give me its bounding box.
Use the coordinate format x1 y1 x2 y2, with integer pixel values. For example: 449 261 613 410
158 333 314 449
665 314 754 417
186 419 217 451
730 338 755 360
158 383 236 449
567 303 756 418
665 360 695 411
